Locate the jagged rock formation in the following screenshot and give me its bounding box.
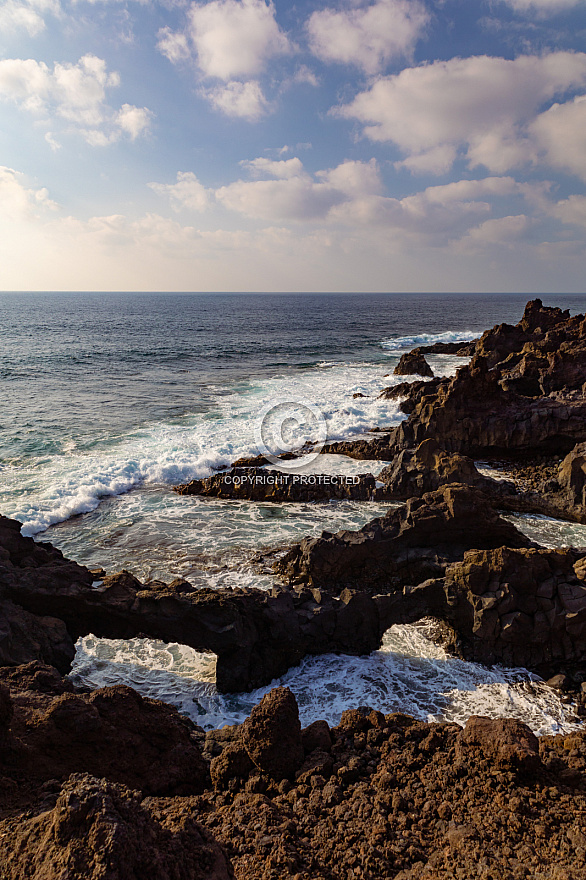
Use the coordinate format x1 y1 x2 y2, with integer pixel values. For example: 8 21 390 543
393 300 586 457
277 484 532 592
377 438 514 500
0 774 234 880
175 467 381 502
393 351 434 378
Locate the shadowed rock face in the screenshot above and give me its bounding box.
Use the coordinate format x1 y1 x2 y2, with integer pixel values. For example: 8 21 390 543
393 300 586 457
276 483 533 592
442 546 586 673
0 674 208 796
0 773 234 880
378 439 514 500
394 351 434 378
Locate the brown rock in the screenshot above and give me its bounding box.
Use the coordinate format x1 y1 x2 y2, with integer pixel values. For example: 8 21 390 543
457 716 541 772
241 687 304 780
0 773 234 880
394 351 434 378
301 719 332 754
210 743 254 790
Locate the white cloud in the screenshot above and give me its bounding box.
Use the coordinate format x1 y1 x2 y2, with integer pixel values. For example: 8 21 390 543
158 0 291 118
500 0 585 13
204 79 268 119
530 94 586 180
459 214 532 248
242 157 308 179
337 52 586 175
149 171 211 211
0 165 58 218
0 0 60 37
186 0 290 80
116 103 152 139
157 27 191 64
307 0 428 74
553 194 586 226
0 54 152 145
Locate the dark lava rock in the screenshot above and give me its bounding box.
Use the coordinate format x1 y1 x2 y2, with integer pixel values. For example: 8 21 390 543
4 683 208 796
241 687 304 780
0 683 12 738
301 719 332 754
0 599 75 674
443 546 586 670
0 773 234 880
210 742 254 790
394 351 434 378
378 438 513 500
277 483 532 592
456 716 541 773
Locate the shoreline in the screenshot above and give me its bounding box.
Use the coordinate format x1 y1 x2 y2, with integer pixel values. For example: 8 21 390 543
2 297 586 877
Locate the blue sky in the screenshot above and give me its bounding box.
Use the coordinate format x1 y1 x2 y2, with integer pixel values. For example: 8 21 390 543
1 0 586 291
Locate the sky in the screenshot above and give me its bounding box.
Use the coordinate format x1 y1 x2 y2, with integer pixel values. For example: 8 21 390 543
1 0 586 292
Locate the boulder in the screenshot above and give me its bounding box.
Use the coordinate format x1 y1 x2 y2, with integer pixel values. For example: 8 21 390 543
0 773 234 880
393 351 434 378
457 716 541 772
241 687 304 780
4 683 208 796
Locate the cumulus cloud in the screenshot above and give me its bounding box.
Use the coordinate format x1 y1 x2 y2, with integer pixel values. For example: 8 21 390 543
307 0 428 74
530 94 586 180
149 171 211 211
204 79 268 119
187 0 290 80
0 0 60 37
337 52 586 175
0 54 152 144
553 194 586 227
157 0 291 119
0 165 58 218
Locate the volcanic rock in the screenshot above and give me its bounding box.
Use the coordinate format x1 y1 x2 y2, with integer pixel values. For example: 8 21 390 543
378 438 514 500
241 687 304 780
394 351 434 378
2 682 208 796
443 546 586 671
277 483 532 592
0 773 234 880
456 716 541 772
175 467 381 502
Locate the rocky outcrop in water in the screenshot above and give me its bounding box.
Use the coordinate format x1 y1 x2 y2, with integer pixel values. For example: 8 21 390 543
377 439 514 500
175 468 381 502
393 351 434 378
392 300 586 458
442 546 586 675
277 484 532 593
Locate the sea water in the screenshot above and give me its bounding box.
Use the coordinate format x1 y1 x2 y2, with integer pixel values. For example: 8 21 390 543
2 291 586 733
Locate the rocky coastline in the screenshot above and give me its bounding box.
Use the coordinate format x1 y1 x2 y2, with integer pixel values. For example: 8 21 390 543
2 299 586 877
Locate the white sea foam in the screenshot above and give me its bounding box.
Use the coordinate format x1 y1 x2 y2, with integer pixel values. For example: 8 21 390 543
505 513 586 550
380 330 478 353
70 622 581 735
3 361 409 536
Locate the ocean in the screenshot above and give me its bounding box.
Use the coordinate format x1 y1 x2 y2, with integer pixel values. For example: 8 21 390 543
2 290 586 734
